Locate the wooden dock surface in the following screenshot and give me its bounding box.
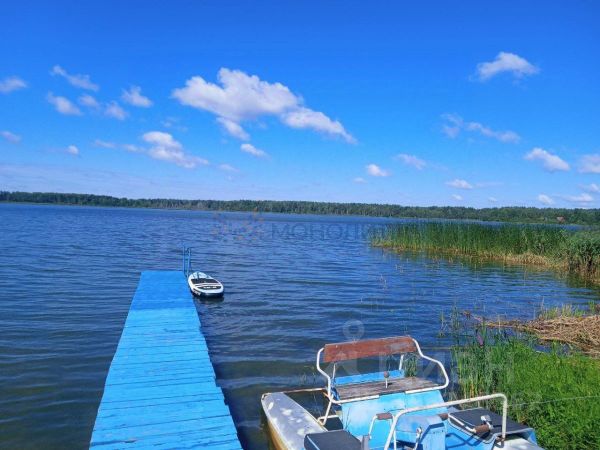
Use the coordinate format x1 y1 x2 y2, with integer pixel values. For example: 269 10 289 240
90 271 241 449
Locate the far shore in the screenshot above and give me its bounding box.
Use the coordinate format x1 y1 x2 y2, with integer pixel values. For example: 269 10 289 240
2 191 598 225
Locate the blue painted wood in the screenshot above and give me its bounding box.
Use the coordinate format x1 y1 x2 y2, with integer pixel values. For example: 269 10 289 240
90 271 241 449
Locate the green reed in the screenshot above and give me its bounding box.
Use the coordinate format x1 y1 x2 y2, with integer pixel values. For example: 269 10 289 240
565 231 600 280
372 222 600 282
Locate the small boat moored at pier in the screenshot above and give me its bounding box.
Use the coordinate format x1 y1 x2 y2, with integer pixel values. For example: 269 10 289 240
262 335 543 450
187 271 224 298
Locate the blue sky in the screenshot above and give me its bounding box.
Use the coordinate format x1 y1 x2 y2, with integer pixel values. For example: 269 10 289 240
1 0 599 207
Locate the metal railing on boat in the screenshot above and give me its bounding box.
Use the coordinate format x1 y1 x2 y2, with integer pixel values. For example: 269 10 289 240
379 393 508 450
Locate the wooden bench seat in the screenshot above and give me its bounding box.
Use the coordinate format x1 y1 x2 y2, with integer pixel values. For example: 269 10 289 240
323 336 417 363
334 376 439 400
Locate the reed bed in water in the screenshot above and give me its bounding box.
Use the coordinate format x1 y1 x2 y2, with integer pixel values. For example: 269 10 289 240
473 304 600 357
372 222 600 282
446 309 600 450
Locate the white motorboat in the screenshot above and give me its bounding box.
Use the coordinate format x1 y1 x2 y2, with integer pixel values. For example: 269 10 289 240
187 271 224 298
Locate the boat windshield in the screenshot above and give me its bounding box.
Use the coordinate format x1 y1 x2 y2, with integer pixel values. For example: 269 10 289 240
191 278 217 285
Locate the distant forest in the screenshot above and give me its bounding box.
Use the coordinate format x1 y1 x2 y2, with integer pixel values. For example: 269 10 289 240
1 191 598 225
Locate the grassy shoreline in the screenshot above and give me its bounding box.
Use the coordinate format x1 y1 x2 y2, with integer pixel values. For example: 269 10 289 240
447 307 600 450
372 222 600 283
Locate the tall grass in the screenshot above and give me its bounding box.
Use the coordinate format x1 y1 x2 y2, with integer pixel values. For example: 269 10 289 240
372 222 600 282
450 315 600 449
566 231 600 280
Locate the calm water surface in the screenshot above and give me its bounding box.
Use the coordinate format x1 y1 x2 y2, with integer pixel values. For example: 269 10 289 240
0 204 597 449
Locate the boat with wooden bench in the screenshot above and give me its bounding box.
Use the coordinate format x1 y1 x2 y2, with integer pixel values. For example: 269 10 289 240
261 335 543 450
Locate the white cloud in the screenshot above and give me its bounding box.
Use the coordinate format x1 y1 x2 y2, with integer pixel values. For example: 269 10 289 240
395 153 426 170
161 117 188 132
366 163 390 177
446 178 473 189
524 147 570 172
281 107 355 143
172 68 354 142
79 94 100 108
441 114 520 143
104 102 128 120
240 143 268 158
1 130 21 144
442 123 461 139
582 183 600 193
51 65 99 91
562 193 594 204
475 181 503 188
353 177 366 184
218 163 238 173
0 76 27 94
142 131 207 169
94 139 142 153
537 194 554 205
452 194 463 201
122 144 143 153
579 154 600 173
475 52 539 81
93 139 116 148
217 117 250 140
66 145 79 155
172 68 298 121
121 86 152 107
488 197 498 203
80 95 129 119
47 92 82 115
465 122 520 143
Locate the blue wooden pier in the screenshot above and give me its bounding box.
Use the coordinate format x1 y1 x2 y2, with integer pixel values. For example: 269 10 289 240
90 271 241 449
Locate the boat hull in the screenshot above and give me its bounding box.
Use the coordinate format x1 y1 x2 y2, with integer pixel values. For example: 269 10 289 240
264 421 289 450
189 286 224 298
261 392 325 450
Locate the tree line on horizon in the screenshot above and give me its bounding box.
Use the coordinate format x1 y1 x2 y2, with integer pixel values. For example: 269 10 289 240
1 190 598 225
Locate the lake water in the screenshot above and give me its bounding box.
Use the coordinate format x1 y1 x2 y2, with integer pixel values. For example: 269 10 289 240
0 204 597 449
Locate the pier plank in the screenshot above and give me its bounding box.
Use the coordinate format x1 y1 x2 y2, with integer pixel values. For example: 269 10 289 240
90 271 241 449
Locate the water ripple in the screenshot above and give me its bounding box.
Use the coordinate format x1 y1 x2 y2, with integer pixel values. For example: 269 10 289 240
0 204 598 449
